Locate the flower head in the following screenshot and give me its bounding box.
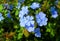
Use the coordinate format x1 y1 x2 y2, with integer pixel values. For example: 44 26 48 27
36 12 48 26
20 16 35 32
34 28 41 37
18 0 25 3
21 6 29 14
30 2 40 9
7 12 11 18
9 5 13 10
3 3 9 9
50 6 58 18
19 6 29 18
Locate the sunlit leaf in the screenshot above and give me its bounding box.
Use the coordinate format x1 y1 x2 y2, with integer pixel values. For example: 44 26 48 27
0 4 3 12
17 33 23 39
23 29 29 37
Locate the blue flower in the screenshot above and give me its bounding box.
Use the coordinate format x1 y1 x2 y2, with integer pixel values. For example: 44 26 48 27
9 5 13 10
30 2 40 9
3 3 9 9
34 28 41 37
7 12 11 18
26 26 35 32
19 17 26 27
25 16 34 32
50 7 58 18
16 2 21 9
36 12 48 26
18 0 25 3
51 11 58 18
19 16 35 32
21 6 29 14
19 11 25 18
0 13 4 21
19 6 29 18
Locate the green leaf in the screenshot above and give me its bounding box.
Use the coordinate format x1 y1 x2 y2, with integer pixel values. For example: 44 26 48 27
14 24 18 29
46 28 50 32
15 10 19 16
50 30 55 36
23 29 29 37
17 33 23 39
46 23 55 37
0 4 3 12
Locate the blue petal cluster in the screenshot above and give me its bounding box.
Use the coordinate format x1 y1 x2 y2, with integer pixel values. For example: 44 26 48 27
34 28 41 37
19 6 29 18
19 6 35 32
3 3 9 9
7 12 11 18
9 5 13 10
50 7 58 18
0 13 4 21
36 12 48 26
18 0 25 3
30 2 40 9
20 16 35 32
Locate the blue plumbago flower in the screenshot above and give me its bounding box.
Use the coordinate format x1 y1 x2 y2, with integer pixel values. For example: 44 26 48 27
19 17 26 27
9 5 13 10
21 6 29 14
7 12 11 18
19 6 29 18
30 2 40 9
34 28 41 37
18 0 25 3
20 16 35 32
16 2 21 9
36 12 48 26
3 3 9 9
0 13 4 21
19 10 25 18
50 6 58 18
25 26 35 32
25 16 34 32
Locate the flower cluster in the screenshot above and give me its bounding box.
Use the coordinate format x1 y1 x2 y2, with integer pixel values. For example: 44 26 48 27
24 16 35 32
34 28 41 37
0 13 4 21
19 2 48 37
19 6 29 18
36 12 48 26
18 0 25 3
50 6 58 18
9 5 13 10
19 1 59 38
19 6 35 32
30 2 40 9
6 11 11 18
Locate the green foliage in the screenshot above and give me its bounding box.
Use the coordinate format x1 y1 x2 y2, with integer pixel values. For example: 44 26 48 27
0 4 3 12
46 23 56 37
15 10 19 16
17 32 23 40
